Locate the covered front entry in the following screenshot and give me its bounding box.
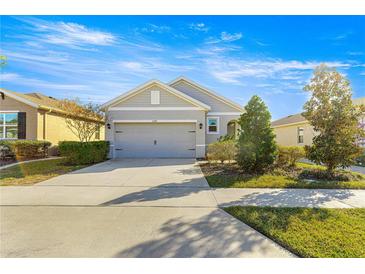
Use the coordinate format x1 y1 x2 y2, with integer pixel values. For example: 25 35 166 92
114 122 196 158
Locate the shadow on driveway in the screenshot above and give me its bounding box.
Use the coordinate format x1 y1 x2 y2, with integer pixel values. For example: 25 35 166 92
114 208 291 258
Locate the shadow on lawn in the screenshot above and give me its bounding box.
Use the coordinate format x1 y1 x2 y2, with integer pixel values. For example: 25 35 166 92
225 206 333 233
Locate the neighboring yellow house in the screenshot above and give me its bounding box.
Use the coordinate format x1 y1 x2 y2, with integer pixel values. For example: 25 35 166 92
272 97 365 147
0 88 105 148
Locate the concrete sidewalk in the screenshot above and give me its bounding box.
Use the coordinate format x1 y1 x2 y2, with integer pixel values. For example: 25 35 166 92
0 158 292 258
213 188 365 208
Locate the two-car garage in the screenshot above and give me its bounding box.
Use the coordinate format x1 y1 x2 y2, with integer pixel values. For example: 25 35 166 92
113 122 197 158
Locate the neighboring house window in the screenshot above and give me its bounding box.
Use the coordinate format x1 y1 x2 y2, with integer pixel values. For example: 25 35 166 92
0 112 18 139
298 127 304 144
151 90 160 105
95 124 100 140
207 117 219 134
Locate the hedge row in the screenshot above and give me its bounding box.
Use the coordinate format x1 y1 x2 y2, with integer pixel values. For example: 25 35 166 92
207 140 305 168
58 141 109 164
0 140 51 160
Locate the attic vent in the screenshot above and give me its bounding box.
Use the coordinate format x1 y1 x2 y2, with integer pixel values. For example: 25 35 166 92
151 90 160 105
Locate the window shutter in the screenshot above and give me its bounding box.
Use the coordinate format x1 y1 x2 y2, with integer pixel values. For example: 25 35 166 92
18 112 26 139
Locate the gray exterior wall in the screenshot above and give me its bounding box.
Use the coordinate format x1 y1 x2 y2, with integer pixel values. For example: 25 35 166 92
171 81 241 112
104 80 243 158
106 110 206 158
113 85 193 108
206 114 240 144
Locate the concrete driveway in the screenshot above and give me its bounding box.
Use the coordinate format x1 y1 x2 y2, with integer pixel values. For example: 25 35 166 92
0 158 291 258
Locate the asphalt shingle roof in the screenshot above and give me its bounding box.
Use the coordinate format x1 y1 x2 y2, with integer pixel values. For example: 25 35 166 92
271 113 307 127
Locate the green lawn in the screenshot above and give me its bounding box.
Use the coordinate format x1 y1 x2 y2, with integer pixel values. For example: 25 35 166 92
0 158 90 186
225 206 365 258
200 163 365 189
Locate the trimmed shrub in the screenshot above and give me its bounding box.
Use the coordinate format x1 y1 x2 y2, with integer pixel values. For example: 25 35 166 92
0 140 51 161
277 146 305 168
299 168 364 182
207 140 237 162
59 141 109 165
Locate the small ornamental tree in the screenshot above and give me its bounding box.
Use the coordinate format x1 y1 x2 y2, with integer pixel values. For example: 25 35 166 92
0 55 7 67
303 64 365 173
58 99 104 142
237 95 277 173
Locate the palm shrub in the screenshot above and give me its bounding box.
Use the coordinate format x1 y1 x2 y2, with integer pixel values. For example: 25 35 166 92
237 95 277 173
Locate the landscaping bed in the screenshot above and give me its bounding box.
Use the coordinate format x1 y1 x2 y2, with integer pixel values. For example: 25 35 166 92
0 158 90 186
224 206 365 258
200 162 365 189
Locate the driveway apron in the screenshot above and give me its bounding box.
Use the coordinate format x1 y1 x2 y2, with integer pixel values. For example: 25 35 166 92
0 158 292 258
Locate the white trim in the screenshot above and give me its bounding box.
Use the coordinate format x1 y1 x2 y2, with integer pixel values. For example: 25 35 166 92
113 119 197 123
109 107 203 111
169 77 244 112
196 144 207 147
206 116 220 134
207 112 241 116
0 110 20 113
0 89 39 108
101 80 211 111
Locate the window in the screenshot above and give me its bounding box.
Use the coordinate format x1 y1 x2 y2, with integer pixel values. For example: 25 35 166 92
207 117 219 134
0 112 18 139
95 124 100 140
151 90 160 105
298 127 304 144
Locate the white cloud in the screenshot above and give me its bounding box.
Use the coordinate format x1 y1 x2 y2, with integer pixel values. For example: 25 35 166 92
205 31 243 44
18 17 116 48
220 32 242 42
119 61 146 72
140 24 171 33
189 23 209 32
1 72 89 90
322 31 353 42
118 59 194 75
205 57 351 84
347 51 364 56
1 73 20 81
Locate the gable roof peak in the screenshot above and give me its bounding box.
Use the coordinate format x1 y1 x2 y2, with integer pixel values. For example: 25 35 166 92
168 76 243 112
100 78 211 111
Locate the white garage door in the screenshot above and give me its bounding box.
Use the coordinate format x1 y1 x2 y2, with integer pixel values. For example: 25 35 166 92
114 123 196 158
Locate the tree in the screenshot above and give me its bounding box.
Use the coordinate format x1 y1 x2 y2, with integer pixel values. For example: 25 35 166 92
237 95 277 173
0 55 7 67
303 64 365 173
58 99 104 142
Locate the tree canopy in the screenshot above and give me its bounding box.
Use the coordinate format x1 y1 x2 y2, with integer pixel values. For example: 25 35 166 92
303 64 365 172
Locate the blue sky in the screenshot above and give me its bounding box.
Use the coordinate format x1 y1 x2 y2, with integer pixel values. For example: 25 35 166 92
1 16 364 120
